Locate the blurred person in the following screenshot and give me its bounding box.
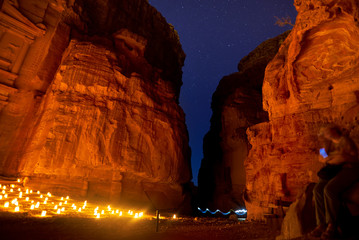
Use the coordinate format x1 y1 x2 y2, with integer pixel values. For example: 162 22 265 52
310 126 358 239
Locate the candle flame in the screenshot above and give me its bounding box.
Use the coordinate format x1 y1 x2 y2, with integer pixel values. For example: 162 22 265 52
4 202 9 207
41 211 46 217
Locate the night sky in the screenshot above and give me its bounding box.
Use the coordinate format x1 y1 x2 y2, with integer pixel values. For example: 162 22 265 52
148 0 297 185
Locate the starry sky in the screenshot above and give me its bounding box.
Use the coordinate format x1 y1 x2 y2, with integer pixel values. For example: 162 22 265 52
148 0 297 185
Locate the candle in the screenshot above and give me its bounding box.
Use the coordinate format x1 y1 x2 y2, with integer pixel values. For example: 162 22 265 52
14 206 19 212
41 211 46 217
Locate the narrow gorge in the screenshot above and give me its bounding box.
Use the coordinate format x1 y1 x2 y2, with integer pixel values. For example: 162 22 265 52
199 0 359 221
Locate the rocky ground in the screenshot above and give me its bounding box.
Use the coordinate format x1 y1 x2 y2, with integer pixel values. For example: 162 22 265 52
0 212 285 240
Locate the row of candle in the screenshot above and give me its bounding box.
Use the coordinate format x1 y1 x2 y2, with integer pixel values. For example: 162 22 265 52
0 181 148 219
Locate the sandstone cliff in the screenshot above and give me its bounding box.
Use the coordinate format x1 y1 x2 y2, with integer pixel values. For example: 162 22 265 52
245 0 359 219
0 0 191 210
198 31 290 211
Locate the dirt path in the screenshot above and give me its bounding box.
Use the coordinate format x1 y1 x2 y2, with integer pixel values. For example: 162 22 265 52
0 212 283 240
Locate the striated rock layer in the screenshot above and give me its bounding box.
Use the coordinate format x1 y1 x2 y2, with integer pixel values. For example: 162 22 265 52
198 31 290 211
245 0 359 219
0 0 191 210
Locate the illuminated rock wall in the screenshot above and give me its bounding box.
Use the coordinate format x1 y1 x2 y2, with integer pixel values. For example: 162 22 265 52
198 32 290 211
0 0 191 209
245 0 359 219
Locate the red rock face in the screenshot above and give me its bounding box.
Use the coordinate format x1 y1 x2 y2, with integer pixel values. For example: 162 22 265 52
198 32 289 211
245 0 359 219
0 0 191 210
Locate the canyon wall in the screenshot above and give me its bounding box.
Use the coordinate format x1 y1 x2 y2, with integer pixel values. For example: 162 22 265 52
246 0 359 219
0 0 192 210
198 31 290 211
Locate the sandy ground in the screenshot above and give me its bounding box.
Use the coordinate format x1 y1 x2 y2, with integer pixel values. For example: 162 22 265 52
0 212 284 240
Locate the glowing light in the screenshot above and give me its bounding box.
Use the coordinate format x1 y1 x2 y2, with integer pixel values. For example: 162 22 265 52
4 194 7 198
10 184 15 188
78 208 81 212
64 201 67 204
30 190 33 193
47 192 52 197
19 192 22 198
25 197 29 201
35 202 40 208
197 207 248 216
119 211 122 216
0 195 2 200
43 201 47 204
111 210 114 214
4 202 9 207
101 210 104 215
134 213 139 218
2 190 5 194
14 206 19 212
37 191 40 194
59 202 62 206
56 209 61 214
40 195 43 198
139 212 143 217
17 179 20 183
173 214 177 219
10 189 13 193
66 196 69 200
41 211 46 217
30 205 35 210
96 213 100 218
26 189 29 194
61 207 65 212
61 197 64 200
116 210 119 214
17 188 21 191
54 205 58 210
